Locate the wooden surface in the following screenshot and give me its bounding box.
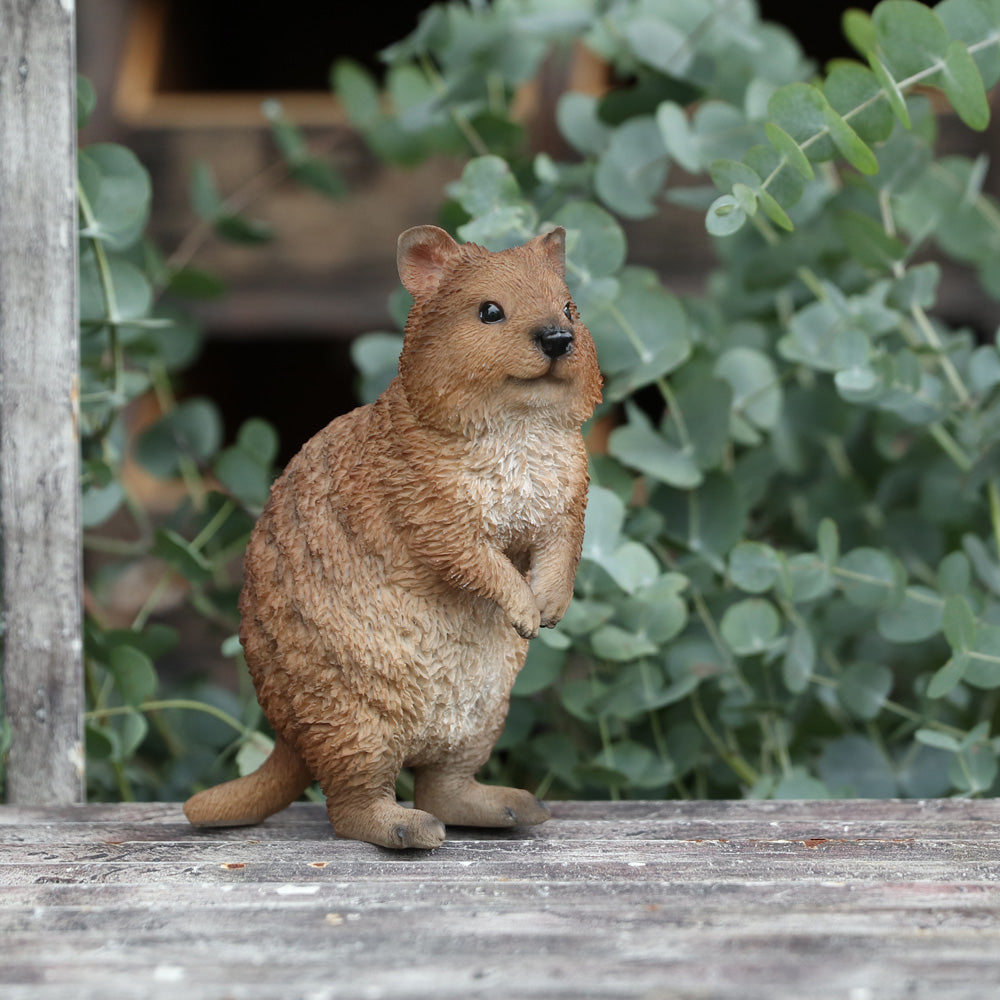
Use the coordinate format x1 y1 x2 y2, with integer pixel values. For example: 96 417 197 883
3 799 1000 999
0 0 84 803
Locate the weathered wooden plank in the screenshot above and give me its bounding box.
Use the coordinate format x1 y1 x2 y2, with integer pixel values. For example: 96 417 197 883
0 0 84 804
4 798 1000 840
4 796 999 824
2 913 999 1000
3 801 1000 1000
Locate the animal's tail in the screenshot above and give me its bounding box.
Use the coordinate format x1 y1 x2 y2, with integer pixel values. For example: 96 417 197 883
184 733 313 827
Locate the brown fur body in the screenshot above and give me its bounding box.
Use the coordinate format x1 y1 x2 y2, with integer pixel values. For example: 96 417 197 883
184 227 601 848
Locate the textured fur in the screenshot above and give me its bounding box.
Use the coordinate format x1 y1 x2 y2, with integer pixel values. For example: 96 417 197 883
184 226 602 848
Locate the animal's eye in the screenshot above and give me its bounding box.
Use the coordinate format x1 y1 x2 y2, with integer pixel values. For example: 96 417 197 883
563 302 573 322
478 301 505 324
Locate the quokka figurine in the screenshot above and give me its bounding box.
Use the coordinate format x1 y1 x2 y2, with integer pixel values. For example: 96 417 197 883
184 225 602 848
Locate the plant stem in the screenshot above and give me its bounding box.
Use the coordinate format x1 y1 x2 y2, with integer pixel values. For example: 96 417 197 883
690 689 759 786
85 699 254 738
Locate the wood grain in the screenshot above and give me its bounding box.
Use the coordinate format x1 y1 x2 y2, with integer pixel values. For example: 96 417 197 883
2 800 999 999
0 0 84 804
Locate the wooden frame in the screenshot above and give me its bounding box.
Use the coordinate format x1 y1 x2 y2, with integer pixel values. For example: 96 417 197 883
0 0 84 803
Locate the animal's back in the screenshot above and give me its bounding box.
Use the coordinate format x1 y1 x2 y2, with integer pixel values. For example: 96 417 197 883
238 386 523 763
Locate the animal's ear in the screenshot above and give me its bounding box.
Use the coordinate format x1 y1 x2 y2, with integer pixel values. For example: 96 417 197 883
533 227 566 278
397 226 460 298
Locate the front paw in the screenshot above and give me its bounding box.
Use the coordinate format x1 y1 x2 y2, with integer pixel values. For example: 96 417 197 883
509 597 541 639
535 590 572 630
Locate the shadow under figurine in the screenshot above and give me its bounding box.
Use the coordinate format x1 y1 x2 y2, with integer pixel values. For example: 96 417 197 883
184 225 602 848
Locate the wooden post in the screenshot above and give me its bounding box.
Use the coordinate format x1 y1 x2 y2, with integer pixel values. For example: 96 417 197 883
0 1 84 803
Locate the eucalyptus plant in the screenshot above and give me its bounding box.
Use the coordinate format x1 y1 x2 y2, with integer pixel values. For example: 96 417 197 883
60 84 343 801
340 0 1000 799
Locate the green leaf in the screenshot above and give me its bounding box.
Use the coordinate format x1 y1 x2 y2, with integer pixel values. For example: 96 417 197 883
589 268 690 399
263 100 307 162
656 101 700 173
654 473 747 570
915 727 962 753
594 740 675 790
817 519 840 566
292 158 348 200
554 201 627 281
783 624 815 694
705 194 747 236
190 161 223 220
940 39 991 130
109 645 157 707
82 480 124 528
134 399 223 477
77 74 97 128
729 542 784 594
868 55 911 128
937 0 1000 89
834 210 906 271
214 213 274 245
513 639 566 695
153 528 213 584
838 662 893 720
764 122 814 180
590 624 659 662
876 587 943 643
557 92 611 156
937 552 971 595
872 0 951 81
714 347 782 433
608 418 702 489
78 144 152 250
824 61 895 145
942 593 978 651
166 266 227 300
773 768 832 799
332 59 382 129
949 741 998 793
594 117 668 219
786 554 835 603
236 732 274 777
843 9 878 56
215 446 273 510
818 733 898 797
766 82 836 162
236 418 279 466
78 251 153 327
822 104 879 175
927 654 969 698
720 598 782 656
838 547 905 609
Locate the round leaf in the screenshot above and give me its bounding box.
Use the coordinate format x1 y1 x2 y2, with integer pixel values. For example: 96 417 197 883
720 598 782 656
838 547 905 609
838 662 893 720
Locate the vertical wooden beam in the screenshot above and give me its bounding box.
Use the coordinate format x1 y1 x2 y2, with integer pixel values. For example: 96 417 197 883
0 0 84 803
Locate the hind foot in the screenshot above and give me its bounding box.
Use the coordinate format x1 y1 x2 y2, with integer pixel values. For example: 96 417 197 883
329 798 446 850
414 771 551 829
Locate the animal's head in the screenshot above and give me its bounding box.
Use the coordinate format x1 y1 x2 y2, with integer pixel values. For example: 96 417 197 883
395 226 602 435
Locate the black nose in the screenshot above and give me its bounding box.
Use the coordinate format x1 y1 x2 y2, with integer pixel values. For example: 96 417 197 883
535 327 574 360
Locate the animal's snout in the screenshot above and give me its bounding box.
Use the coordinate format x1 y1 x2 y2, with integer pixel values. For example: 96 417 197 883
535 327 574 360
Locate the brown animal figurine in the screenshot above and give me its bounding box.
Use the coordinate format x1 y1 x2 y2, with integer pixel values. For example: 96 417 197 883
184 225 602 848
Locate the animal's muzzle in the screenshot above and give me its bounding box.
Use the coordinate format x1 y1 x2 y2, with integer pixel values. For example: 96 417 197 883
535 327 574 360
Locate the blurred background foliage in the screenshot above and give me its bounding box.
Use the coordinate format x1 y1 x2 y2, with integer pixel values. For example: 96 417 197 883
4 0 1000 805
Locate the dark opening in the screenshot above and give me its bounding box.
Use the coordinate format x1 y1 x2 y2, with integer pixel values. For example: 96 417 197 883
182 335 362 467
759 1 879 64
157 0 425 93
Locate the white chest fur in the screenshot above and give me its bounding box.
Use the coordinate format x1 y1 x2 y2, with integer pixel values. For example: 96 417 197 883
461 420 568 549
